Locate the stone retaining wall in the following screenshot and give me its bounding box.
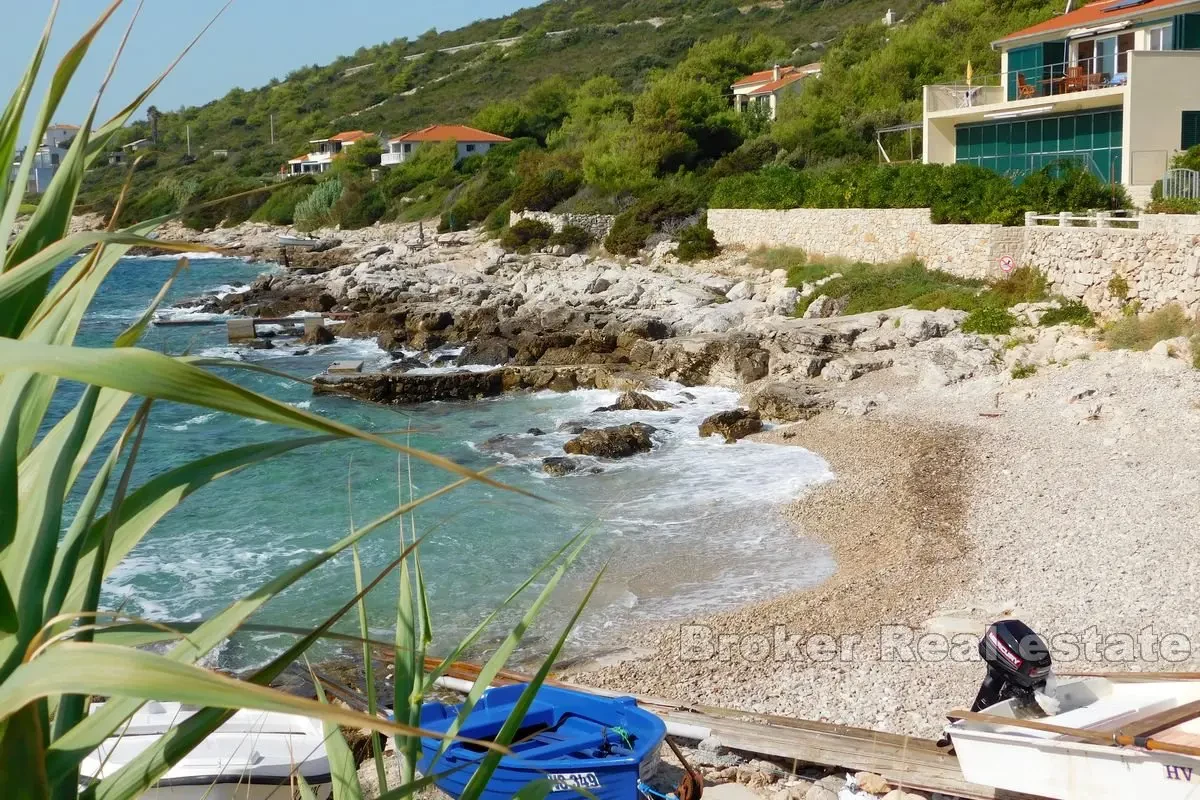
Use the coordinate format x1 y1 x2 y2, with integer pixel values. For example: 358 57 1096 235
510 210 616 242
709 208 1200 314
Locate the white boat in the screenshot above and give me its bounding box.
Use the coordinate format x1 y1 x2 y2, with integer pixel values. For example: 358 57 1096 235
277 234 319 248
948 675 1200 800
81 701 333 799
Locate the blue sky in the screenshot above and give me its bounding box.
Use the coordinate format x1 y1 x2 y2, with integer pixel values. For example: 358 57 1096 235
3 0 539 126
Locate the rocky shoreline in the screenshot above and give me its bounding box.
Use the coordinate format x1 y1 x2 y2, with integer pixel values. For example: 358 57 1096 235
162 218 1200 754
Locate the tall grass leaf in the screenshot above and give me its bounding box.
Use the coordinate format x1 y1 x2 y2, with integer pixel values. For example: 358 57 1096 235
1 0 125 272
114 258 186 347
310 663 363 800
83 1 233 172
0 702 51 799
2 387 99 679
74 530 442 798
459 564 607 800
0 340 536 497
429 531 592 767
352 544 387 793
0 643 463 739
0 1 56 209
296 774 319 800
51 481 468 787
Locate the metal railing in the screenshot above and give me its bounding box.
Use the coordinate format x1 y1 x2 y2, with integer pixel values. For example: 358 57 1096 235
380 151 404 166
1162 168 1200 199
926 56 1131 111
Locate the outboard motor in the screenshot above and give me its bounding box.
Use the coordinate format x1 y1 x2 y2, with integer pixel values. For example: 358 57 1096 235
971 619 1053 714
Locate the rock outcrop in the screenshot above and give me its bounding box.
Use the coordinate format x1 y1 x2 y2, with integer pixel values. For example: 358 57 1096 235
563 423 656 458
542 457 580 476
698 409 763 443
593 391 675 412
748 383 832 422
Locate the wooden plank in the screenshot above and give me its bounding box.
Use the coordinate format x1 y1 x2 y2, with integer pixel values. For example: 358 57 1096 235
1117 699 1200 739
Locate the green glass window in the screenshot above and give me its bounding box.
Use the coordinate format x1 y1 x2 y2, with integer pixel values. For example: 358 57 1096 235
1182 111 1200 150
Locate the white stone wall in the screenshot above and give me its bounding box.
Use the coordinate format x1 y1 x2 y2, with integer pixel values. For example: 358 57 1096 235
709 207 1200 314
510 210 616 242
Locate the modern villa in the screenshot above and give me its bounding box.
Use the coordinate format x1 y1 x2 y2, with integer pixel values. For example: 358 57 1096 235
9 123 78 194
285 130 373 175
731 63 823 121
382 125 511 166
922 0 1200 203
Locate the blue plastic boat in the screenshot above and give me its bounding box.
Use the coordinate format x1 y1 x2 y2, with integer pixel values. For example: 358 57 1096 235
418 683 667 800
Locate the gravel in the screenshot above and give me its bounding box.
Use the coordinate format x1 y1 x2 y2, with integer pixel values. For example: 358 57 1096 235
576 347 1200 739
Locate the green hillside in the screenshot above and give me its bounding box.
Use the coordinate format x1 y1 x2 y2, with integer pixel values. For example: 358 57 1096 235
79 0 1069 234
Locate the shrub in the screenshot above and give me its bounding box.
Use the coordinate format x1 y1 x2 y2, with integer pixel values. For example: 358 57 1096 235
251 177 317 225
1103 304 1199 351
548 223 593 251
909 288 986 312
793 258 987 317
674 218 719 261
988 266 1048 306
1146 197 1200 214
604 213 654 256
709 136 780 179
332 183 386 229
1039 301 1095 328
1011 362 1038 379
749 246 807 273
1107 274 1129 299
293 178 343 231
962 306 1018 335
500 218 553 252
510 151 582 212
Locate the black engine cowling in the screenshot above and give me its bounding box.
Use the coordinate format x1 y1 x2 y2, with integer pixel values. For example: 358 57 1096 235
971 619 1053 712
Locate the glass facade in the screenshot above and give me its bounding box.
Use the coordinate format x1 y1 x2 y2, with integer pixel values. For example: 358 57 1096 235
955 108 1123 182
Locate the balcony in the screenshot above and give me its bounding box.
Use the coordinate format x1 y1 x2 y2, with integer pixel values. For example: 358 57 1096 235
924 57 1134 118
381 151 403 166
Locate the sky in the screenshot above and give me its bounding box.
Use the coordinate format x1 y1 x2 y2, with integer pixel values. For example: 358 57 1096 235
2 0 539 127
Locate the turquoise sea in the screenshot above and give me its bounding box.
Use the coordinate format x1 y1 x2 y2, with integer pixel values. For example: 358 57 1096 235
64 255 836 669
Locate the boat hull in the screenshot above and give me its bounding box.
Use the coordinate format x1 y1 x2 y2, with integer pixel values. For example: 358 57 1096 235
418 684 666 800
949 678 1200 800
109 783 332 800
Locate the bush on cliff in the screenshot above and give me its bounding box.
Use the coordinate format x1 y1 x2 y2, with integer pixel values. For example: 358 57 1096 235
500 218 554 252
710 162 1128 225
674 217 719 261
962 306 1018 335
293 177 344 231
251 176 317 225
548 223 593 251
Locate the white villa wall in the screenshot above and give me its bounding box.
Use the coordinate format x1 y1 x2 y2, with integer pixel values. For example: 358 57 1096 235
1126 51 1200 187
709 207 1200 314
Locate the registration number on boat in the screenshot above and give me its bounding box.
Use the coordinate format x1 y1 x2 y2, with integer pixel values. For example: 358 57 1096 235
549 772 601 792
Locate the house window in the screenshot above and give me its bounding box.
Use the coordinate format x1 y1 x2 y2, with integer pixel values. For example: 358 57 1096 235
1076 32 1135 76
465 144 476 152
403 143 412 153
1183 111 1200 150
1149 24 1174 51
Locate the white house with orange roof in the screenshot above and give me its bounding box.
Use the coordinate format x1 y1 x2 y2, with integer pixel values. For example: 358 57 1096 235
731 63 823 120
284 130 374 176
382 124 512 166
922 0 1200 203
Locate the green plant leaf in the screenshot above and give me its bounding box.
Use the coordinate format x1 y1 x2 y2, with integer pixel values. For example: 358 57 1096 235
311 662 363 800
0 340 534 497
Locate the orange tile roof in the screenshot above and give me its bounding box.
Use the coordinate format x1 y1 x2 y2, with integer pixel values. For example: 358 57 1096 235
390 124 512 144
998 0 1195 43
330 130 370 142
733 66 797 87
734 62 822 89
748 69 821 95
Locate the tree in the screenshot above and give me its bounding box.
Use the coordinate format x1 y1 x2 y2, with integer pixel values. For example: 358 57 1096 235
333 135 383 176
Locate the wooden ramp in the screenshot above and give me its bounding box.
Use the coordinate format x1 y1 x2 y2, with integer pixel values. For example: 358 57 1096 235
422 658 1045 800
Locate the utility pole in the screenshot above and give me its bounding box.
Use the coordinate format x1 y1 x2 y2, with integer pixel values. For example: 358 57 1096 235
270 114 275 145
186 125 192 156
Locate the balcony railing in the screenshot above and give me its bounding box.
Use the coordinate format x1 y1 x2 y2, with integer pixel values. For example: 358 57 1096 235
381 151 403 166
926 57 1132 113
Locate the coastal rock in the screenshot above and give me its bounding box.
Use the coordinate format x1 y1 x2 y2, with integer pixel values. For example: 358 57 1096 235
302 324 336 346
542 457 580 476
698 409 762 443
820 352 894 383
527 427 546 436
593 391 675 413
802 294 848 319
456 337 513 366
881 791 928 800
749 382 832 422
563 423 656 459
803 785 837 800
310 238 342 253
